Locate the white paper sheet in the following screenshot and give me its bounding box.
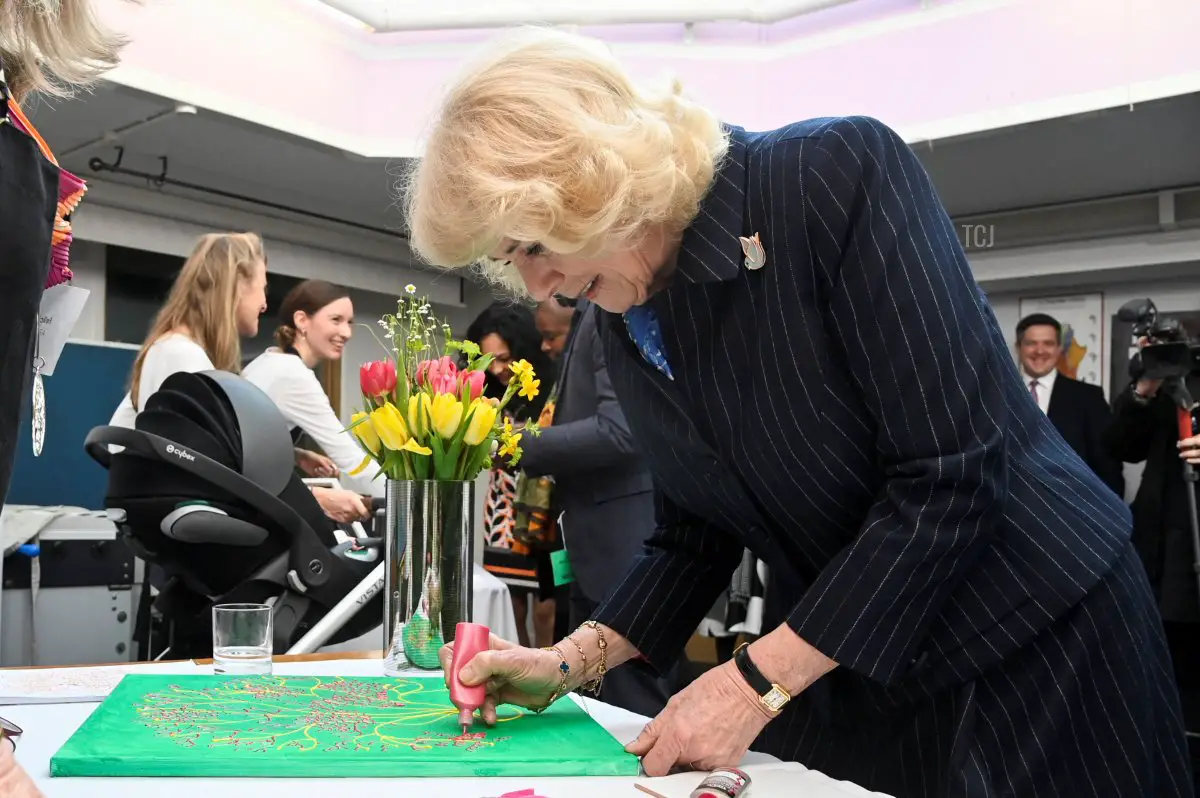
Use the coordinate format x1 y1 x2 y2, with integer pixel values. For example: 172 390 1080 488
0 660 201 705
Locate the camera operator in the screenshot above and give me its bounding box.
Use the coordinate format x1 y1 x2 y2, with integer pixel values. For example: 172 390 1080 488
1104 330 1200 770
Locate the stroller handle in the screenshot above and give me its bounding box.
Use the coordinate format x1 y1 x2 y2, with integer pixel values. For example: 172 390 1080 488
84 425 158 469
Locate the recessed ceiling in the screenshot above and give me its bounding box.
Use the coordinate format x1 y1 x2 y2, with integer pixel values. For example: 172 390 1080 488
315 0 858 31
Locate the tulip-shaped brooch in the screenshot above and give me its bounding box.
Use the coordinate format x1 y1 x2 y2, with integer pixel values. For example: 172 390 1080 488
740 232 766 271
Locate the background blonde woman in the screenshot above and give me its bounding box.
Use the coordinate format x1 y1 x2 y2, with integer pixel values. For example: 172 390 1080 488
109 232 270 427
0 2 125 795
107 235 350 502
412 28 1190 797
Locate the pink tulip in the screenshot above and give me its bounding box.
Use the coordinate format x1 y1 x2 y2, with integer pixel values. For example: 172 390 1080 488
360 360 397 398
430 372 459 396
416 356 457 391
459 370 485 401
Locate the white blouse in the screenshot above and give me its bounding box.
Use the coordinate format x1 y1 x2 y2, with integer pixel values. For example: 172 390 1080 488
109 334 214 429
242 348 383 497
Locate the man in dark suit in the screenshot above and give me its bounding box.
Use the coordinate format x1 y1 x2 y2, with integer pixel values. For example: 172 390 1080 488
1016 313 1125 497
520 298 674 717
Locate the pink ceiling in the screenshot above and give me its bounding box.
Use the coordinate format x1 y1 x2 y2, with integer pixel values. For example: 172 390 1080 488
96 0 1200 158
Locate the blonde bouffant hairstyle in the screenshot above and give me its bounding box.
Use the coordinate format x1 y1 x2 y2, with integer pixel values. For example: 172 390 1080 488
405 27 729 292
0 0 126 101
130 233 265 409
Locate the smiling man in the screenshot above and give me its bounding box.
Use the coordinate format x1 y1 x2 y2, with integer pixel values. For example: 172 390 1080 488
1016 313 1125 497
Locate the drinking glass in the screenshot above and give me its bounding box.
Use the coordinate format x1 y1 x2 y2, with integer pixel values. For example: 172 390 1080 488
212 603 273 676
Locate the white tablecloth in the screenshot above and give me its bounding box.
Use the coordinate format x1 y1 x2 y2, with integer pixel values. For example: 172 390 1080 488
9 657 891 797
319 563 520 653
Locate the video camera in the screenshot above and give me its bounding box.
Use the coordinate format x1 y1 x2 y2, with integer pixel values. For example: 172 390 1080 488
1117 298 1200 381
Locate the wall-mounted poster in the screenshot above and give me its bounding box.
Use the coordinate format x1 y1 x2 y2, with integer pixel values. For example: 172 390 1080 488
1018 293 1104 385
1109 308 1200 399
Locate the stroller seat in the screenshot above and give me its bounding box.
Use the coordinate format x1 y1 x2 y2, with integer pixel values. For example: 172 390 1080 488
85 370 381 659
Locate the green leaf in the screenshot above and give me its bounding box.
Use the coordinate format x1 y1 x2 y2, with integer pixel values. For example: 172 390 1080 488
428 435 449 480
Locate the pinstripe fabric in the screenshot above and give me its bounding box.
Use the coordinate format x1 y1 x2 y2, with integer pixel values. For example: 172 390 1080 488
590 116 1192 796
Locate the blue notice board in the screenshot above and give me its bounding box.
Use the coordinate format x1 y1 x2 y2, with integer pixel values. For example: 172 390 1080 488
9 340 136 510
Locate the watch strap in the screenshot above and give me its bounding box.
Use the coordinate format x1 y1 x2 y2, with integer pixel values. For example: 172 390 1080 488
733 643 774 697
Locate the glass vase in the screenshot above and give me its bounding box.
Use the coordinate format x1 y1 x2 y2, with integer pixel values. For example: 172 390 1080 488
382 478 475 675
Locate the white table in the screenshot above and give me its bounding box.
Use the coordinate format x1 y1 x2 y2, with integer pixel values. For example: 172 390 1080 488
7 657 889 798
318 564 520 654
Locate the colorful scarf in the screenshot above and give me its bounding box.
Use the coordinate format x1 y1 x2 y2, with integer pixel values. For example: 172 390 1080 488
4 95 87 289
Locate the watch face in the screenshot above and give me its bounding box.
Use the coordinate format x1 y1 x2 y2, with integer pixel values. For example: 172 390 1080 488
761 687 789 713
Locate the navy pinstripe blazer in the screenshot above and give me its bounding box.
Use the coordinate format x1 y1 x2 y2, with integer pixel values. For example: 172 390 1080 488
591 116 1133 691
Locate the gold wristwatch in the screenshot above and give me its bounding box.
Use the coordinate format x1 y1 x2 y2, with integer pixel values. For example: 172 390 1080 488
733 642 791 713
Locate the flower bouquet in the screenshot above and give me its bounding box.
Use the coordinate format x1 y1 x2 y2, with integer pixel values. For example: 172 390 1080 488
351 285 540 672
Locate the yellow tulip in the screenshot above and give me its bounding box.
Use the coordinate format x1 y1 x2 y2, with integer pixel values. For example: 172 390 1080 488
428 392 463 439
463 399 499 446
407 393 431 438
370 402 409 451
401 439 433 456
350 411 381 455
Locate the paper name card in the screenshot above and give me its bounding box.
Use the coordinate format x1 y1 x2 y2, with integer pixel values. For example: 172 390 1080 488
37 284 90 376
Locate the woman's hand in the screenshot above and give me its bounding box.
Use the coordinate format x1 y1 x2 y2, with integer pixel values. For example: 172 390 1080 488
312 487 370 524
438 635 563 724
1179 434 1200 466
295 447 338 478
627 659 772 776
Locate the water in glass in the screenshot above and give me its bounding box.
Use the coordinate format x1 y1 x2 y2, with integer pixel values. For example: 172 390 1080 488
213 645 273 676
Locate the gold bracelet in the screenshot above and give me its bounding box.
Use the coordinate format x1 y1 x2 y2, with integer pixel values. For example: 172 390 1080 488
563 634 589 691
580 620 608 694
537 645 570 713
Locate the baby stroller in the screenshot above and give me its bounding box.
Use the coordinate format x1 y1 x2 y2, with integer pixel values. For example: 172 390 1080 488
84 370 383 659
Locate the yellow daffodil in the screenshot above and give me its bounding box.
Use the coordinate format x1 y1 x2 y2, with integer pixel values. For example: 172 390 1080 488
498 432 522 459
349 456 373 475
407 393 431 437
401 439 433 456
350 411 381 455
428 392 463 439
509 359 533 381
463 399 499 446
370 402 409 451
518 376 540 401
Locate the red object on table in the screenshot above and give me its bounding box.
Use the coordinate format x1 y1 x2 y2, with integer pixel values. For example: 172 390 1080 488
449 622 490 733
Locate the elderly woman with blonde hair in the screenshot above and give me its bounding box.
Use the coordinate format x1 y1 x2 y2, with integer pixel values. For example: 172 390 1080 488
412 28 1190 798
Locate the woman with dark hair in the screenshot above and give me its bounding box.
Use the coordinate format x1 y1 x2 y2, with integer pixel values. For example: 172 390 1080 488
469 301 558 648
243 280 380 520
